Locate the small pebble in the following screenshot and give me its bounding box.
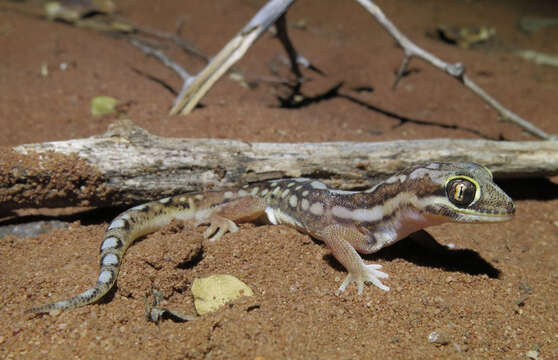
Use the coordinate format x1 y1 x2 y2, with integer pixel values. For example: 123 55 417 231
526 349 540 360
428 330 450 345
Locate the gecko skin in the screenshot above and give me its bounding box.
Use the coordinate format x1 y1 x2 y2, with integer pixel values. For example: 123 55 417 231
26 162 515 313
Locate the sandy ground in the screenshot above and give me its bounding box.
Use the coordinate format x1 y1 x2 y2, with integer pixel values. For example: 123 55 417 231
1 0 558 359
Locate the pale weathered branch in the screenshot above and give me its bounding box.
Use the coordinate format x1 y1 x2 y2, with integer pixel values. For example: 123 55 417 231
2 120 557 212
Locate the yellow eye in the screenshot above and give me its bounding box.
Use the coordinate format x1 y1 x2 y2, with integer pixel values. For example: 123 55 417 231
446 178 476 207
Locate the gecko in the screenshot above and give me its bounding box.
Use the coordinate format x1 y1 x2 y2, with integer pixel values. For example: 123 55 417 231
25 162 515 313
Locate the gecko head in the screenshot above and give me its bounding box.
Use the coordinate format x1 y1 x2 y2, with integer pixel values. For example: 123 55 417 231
405 162 516 223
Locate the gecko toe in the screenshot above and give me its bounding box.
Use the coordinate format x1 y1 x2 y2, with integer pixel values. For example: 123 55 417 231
205 216 239 241
337 263 390 294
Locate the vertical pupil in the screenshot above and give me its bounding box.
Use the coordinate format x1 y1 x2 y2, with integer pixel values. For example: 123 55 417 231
455 184 465 201
447 178 476 207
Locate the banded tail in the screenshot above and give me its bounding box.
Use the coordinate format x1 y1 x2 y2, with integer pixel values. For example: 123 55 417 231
25 196 202 313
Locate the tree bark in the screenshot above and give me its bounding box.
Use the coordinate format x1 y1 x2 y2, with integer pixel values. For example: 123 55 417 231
2 119 557 212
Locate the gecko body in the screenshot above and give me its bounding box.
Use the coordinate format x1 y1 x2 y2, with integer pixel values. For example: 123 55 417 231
26 162 515 313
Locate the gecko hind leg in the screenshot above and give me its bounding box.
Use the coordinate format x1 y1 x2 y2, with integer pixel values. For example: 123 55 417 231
202 214 239 241
195 195 267 242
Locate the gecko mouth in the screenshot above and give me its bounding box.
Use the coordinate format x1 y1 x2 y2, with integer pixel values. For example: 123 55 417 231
455 208 515 222
475 213 514 222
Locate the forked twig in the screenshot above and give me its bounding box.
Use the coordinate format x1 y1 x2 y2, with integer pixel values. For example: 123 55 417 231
169 0 296 115
124 0 553 140
354 0 555 140
117 15 210 62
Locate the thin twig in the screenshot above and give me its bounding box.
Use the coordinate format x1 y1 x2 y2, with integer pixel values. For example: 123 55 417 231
130 39 192 82
115 15 210 62
129 39 196 104
354 0 556 140
274 13 325 78
461 76 555 140
275 13 303 80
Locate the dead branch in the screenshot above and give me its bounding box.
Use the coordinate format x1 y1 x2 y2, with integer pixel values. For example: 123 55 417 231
2 120 557 212
354 0 556 141
9 0 550 139
131 1 315 114
161 0 554 140
169 0 296 115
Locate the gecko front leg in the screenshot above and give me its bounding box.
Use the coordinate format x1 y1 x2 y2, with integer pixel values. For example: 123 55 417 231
318 224 389 295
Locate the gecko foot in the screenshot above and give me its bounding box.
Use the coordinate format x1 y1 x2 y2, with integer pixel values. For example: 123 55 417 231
198 215 239 241
338 264 390 295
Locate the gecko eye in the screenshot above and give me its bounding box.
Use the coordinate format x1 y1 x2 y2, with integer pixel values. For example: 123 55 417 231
446 178 477 207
